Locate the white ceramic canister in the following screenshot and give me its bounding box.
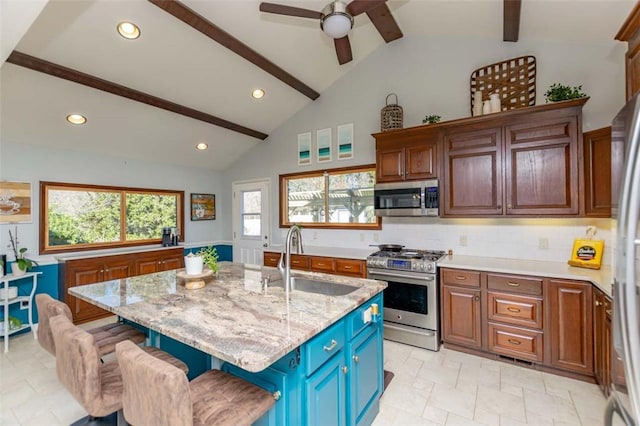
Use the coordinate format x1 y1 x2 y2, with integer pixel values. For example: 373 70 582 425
184 254 204 275
489 93 501 113
482 100 491 115
473 91 483 116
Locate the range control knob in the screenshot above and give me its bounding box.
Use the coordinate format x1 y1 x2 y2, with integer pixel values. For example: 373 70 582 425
419 263 426 271
427 264 434 272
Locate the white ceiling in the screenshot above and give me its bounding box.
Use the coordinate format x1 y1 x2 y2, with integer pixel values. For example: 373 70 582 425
0 0 635 171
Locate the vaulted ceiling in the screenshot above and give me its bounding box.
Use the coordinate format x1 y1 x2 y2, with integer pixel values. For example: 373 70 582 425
0 0 634 171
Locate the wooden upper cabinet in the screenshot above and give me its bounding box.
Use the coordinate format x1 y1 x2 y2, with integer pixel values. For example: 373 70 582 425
504 116 579 215
583 127 612 217
616 2 640 100
443 126 503 215
374 127 439 183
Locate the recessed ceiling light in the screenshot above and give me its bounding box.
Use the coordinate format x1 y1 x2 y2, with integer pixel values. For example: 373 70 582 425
196 143 208 150
66 114 87 125
117 21 140 39
252 89 265 99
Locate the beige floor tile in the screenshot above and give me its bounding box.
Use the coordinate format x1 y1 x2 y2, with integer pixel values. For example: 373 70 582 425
417 359 461 388
0 379 37 409
384 354 424 385
474 406 500 425
476 385 526 422
501 363 546 393
422 405 449 425
393 408 442 426
523 388 580 424
457 363 501 392
381 378 429 416
426 383 477 420
0 407 20 426
445 412 490 426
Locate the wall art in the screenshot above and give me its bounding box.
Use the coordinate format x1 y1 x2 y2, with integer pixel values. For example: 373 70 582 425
298 132 311 165
337 123 354 160
191 193 215 220
317 128 332 163
0 181 32 224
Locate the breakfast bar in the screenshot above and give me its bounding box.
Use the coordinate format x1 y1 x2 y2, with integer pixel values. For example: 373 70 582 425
69 261 387 425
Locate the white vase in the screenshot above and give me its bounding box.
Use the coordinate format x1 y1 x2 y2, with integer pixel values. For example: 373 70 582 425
184 255 204 275
489 93 502 113
473 90 484 116
11 262 26 277
482 100 491 115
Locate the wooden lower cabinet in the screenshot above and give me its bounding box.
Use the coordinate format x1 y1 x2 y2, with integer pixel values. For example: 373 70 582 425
548 279 594 375
263 251 367 278
61 248 184 324
441 268 598 381
441 285 482 349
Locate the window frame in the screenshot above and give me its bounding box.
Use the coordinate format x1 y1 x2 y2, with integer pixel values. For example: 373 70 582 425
279 164 381 230
39 181 185 254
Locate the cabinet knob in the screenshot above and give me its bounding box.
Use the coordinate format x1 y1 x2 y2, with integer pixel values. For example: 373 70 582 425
507 339 521 346
353 355 360 363
507 204 513 209
342 366 348 374
507 307 521 313
474 296 480 302
595 300 603 307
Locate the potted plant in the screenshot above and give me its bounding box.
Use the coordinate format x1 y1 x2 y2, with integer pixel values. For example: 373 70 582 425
196 246 219 273
7 227 38 276
422 115 441 124
544 83 587 102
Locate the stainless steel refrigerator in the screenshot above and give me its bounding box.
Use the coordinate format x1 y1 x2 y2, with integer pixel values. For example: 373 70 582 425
607 93 640 425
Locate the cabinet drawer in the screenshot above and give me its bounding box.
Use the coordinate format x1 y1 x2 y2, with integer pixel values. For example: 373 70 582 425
488 323 543 362
442 269 480 287
335 259 365 277
487 273 542 296
347 293 383 339
305 320 346 375
311 257 335 272
487 292 543 329
290 254 310 270
263 252 280 267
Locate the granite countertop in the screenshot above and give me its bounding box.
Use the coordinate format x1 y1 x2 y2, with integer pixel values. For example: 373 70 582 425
265 245 374 260
68 261 387 372
438 255 613 297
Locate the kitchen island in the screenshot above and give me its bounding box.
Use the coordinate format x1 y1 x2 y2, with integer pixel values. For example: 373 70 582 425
69 261 387 426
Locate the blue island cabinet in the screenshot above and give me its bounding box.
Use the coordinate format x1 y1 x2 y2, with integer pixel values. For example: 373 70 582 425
223 293 383 426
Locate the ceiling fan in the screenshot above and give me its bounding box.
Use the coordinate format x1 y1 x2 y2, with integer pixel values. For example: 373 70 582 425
259 0 403 65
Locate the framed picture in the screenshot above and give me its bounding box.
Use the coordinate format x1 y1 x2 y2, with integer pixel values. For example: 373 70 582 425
317 128 332 163
337 123 354 160
298 132 312 165
190 193 215 220
0 181 32 224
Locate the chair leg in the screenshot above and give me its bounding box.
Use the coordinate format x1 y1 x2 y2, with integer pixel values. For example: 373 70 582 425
69 412 119 425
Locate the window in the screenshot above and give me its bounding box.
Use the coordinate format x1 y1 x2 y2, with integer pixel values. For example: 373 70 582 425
279 164 380 229
241 190 261 237
40 181 184 254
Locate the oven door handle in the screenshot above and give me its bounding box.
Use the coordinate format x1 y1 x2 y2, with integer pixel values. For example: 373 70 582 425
368 270 435 282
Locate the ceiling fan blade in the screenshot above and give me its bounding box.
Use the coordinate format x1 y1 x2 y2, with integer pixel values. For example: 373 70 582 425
366 3 402 42
259 2 323 19
346 0 387 17
334 36 353 65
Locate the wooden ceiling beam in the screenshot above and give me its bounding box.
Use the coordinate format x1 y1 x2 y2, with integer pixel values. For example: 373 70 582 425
503 0 522 42
6 51 268 140
148 0 320 101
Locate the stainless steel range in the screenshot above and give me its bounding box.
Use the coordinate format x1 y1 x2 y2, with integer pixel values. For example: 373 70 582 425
366 248 446 351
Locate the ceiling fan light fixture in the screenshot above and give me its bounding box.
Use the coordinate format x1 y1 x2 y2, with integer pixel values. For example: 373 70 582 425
320 1 353 39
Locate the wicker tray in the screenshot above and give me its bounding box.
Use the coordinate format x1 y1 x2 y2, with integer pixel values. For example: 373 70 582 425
470 55 536 114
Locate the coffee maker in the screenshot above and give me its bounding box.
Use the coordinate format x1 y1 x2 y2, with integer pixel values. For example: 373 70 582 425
162 227 172 247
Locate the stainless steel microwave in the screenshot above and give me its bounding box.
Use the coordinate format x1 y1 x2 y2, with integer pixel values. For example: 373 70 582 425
374 179 439 217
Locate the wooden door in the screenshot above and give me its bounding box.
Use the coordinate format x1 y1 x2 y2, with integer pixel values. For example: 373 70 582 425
405 141 437 180
104 259 132 280
443 126 503 216
161 253 183 271
442 285 482 348
504 117 579 215
376 147 404 182
584 127 612 217
67 262 106 323
548 279 593 374
135 257 160 276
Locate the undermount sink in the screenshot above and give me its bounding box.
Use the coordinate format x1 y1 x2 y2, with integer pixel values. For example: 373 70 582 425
270 277 361 296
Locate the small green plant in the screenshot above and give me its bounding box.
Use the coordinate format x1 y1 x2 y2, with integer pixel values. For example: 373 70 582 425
195 246 219 272
7 227 38 272
422 115 441 124
544 83 587 102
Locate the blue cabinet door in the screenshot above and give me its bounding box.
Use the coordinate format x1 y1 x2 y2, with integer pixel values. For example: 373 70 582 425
348 325 383 426
305 351 347 426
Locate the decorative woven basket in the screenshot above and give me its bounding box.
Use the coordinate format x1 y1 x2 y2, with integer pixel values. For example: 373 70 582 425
470 55 536 114
380 93 403 131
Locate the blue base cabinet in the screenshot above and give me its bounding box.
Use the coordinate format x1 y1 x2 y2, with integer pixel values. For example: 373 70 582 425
223 292 383 426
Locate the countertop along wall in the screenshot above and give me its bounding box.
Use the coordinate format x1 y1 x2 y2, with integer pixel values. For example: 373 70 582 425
222 34 625 263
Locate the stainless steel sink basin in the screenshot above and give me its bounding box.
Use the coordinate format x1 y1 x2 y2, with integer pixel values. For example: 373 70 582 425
270 277 360 296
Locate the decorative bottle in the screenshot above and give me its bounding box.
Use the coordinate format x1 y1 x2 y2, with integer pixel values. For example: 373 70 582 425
489 93 501 113
473 91 483 116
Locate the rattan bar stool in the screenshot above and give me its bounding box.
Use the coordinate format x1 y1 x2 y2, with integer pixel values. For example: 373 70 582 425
116 340 276 426
49 314 188 426
36 293 146 358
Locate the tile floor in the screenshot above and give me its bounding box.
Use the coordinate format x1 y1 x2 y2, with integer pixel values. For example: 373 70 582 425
0 320 616 426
